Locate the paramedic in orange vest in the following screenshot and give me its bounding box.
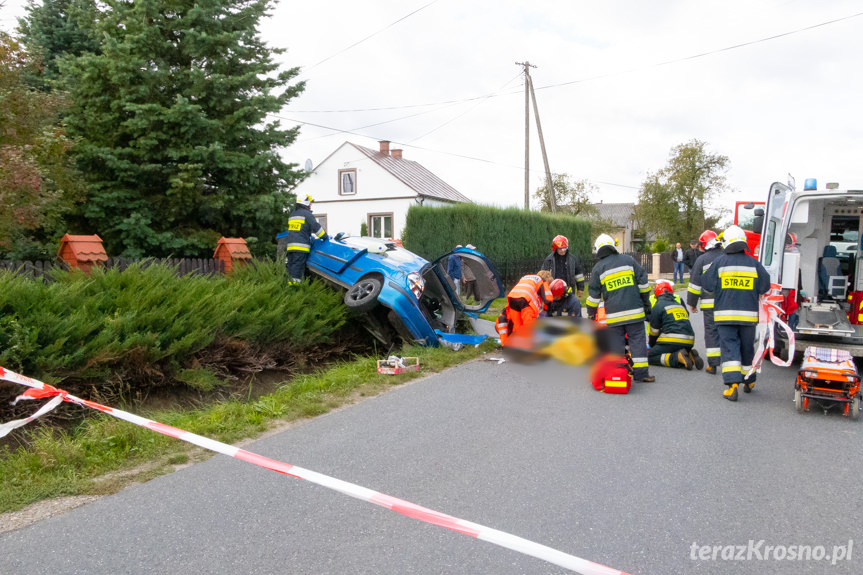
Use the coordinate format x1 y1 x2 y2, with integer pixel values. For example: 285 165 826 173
495 271 553 346
586 234 654 382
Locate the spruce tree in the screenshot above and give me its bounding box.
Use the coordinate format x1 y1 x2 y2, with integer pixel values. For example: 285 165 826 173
62 0 304 257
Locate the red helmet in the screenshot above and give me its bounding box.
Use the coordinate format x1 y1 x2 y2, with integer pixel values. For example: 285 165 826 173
552 235 568 250
699 230 717 249
654 280 673 297
550 279 567 297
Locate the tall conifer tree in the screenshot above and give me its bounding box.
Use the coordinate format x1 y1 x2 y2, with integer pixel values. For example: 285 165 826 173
63 0 304 257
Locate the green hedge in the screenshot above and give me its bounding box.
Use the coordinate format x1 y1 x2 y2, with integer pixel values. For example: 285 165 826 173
402 204 592 263
0 260 346 385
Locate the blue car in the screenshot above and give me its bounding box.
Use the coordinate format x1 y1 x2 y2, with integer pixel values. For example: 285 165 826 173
289 234 503 346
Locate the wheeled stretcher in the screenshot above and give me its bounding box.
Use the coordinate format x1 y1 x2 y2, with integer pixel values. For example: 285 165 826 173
795 346 861 419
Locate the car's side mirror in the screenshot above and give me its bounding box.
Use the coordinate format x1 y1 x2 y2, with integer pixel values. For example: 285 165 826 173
334 232 345 241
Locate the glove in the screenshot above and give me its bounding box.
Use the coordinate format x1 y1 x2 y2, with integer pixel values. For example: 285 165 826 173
320 233 330 241
644 305 651 318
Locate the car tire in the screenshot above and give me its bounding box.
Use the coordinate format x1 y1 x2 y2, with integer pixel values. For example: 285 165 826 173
345 277 383 313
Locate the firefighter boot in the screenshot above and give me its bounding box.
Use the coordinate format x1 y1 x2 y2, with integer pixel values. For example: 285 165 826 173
705 365 717 375
676 350 693 370
723 384 739 402
689 349 704 370
743 379 755 393
636 375 656 383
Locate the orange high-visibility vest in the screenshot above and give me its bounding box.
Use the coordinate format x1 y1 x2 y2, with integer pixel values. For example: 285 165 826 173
507 275 551 314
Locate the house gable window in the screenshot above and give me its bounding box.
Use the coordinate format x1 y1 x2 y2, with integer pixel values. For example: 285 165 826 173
368 212 393 238
338 169 357 195
315 214 327 233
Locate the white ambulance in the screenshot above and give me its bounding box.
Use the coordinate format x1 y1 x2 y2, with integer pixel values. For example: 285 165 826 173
759 178 863 356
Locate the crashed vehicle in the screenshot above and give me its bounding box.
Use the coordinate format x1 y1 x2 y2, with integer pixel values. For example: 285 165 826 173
299 234 503 346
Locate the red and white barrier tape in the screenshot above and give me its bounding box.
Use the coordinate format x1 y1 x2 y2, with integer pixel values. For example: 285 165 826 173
0 365 630 575
748 284 796 378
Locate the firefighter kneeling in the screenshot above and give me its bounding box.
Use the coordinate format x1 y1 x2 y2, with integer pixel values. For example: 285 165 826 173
648 280 704 370
495 270 553 346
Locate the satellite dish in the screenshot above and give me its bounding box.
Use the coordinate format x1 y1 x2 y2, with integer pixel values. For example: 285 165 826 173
304 159 313 172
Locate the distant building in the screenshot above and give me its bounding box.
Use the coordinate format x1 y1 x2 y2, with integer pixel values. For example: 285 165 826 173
591 202 645 252
290 140 471 240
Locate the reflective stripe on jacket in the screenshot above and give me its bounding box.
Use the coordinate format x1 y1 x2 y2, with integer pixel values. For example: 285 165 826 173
586 252 650 325
701 252 771 325
686 246 724 310
507 274 551 314
285 206 325 252
649 293 696 344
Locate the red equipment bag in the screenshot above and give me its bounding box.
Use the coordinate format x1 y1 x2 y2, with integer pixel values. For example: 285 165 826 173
590 354 632 394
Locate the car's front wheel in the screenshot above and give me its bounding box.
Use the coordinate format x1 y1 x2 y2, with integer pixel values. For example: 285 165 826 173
345 277 383 313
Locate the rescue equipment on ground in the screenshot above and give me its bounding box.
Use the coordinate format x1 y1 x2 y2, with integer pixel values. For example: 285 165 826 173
590 354 633 394
795 347 861 419
376 356 420 375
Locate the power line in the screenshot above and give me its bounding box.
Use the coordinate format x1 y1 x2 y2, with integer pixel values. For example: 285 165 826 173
287 10 863 113
272 114 641 190
301 0 439 74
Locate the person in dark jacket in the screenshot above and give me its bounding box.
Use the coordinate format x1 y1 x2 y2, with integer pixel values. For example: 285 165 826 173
285 194 328 284
541 235 585 297
446 245 463 296
648 280 704 370
586 234 654 382
686 230 724 374
701 225 771 402
547 279 582 318
683 239 701 278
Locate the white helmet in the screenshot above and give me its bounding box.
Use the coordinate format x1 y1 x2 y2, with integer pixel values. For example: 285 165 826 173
594 233 617 252
296 194 314 208
721 225 747 248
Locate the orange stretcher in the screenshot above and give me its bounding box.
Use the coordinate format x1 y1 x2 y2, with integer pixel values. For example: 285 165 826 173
795 346 861 419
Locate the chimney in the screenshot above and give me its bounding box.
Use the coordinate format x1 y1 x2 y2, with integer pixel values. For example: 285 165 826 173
391 149 402 159
379 140 390 155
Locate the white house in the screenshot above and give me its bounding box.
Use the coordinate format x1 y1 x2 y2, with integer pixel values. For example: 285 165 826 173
291 140 471 240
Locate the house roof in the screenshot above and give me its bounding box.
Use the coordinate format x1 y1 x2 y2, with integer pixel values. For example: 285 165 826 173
593 202 636 228
350 143 472 203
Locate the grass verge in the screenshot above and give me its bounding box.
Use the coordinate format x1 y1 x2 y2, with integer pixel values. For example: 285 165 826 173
0 341 498 514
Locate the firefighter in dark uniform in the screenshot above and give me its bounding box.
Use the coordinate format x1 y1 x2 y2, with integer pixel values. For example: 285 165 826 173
701 225 771 401
686 230 724 374
285 194 328 284
547 279 582 318
541 235 586 297
586 234 655 382
648 280 704 370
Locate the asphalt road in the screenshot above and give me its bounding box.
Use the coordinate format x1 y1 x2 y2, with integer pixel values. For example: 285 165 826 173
1 313 861 575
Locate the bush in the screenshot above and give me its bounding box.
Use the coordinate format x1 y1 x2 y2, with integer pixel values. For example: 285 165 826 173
0 260 346 385
402 204 592 262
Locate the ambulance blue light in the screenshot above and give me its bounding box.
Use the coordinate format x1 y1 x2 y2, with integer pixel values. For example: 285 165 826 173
804 178 817 191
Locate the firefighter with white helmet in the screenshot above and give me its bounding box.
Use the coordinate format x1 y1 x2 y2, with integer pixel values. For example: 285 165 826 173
701 225 771 401
648 280 704 370
285 194 328 284
686 229 724 374
586 233 655 382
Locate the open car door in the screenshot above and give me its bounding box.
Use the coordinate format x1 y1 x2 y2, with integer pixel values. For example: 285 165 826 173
427 247 504 313
758 181 791 283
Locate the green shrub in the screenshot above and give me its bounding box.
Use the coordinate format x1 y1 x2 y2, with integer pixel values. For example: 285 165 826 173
0 260 346 385
402 204 592 262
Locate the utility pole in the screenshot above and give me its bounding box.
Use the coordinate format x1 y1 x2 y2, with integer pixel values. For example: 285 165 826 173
515 61 556 212
515 61 534 210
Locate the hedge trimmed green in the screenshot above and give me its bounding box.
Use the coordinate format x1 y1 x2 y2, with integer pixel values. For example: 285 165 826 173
402 204 591 262
0 260 346 385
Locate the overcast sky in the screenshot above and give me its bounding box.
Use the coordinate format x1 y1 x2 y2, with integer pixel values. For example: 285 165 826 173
4 0 863 214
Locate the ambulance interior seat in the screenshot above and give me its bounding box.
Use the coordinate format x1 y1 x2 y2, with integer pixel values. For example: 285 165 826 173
818 245 847 299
